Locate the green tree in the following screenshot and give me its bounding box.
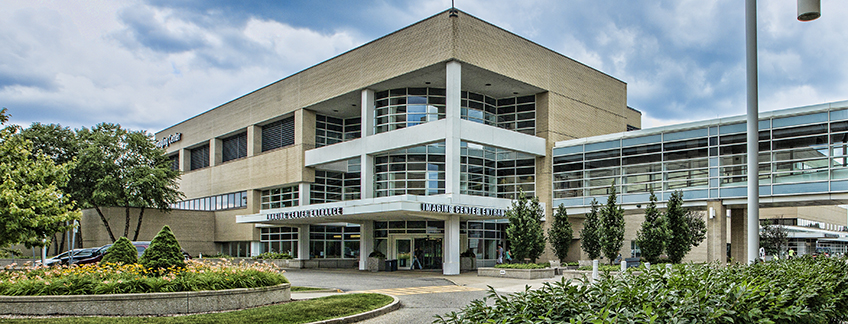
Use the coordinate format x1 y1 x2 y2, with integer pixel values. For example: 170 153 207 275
505 191 546 263
0 108 80 249
635 190 669 263
101 237 138 264
599 183 625 264
140 225 185 273
43 123 183 242
580 199 602 260
665 190 705 263
547 204 573 263
760 222 788 256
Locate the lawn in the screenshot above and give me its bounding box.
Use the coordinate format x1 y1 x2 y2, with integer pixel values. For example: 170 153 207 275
1 293 394 324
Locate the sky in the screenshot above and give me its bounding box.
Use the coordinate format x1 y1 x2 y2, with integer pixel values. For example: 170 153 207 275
1 0 846 133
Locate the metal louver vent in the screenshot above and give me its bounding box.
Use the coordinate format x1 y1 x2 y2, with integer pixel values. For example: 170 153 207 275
262 116 295 152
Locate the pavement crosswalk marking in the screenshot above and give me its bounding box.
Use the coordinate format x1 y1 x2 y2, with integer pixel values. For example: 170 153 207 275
349 285 485 296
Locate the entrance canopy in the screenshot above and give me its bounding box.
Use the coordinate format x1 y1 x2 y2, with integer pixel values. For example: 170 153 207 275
235 194 536 226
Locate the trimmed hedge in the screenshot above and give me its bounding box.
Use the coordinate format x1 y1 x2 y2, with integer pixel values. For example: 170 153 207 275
139 225 185 273
101 237 137 265
437 256 848 323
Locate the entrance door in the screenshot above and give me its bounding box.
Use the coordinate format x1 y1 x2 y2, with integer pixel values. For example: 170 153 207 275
413 237 442 270
395 239 411 269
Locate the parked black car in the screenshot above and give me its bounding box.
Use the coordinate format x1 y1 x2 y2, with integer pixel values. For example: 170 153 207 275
75 242 191 265
35 248 99 267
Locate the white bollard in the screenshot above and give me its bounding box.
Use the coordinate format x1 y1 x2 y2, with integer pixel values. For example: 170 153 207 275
592 259 599 283
621 259 627 273
666 264 672 271
645 262 650 271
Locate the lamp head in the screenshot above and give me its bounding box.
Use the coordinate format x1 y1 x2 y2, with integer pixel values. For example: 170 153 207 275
797 0 821 21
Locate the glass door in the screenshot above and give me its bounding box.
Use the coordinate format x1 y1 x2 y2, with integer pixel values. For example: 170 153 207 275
395 239 411 269
414 237 443 269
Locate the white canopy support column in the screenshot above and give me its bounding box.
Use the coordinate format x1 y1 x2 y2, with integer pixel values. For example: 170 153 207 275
359 220 374 270
443 215 461 275
297 224 310 260
444 61 462 198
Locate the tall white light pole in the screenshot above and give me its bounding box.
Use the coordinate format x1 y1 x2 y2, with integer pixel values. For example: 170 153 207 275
746 0 820 264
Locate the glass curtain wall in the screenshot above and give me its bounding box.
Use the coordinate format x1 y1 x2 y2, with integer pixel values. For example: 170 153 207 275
309 225 361 259
460 142 536 199
553 106 848 205
260 227 299 257
311 158 361 203
374 142 446 197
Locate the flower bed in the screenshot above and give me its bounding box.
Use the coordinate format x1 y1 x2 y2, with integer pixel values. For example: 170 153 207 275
0 259 288 296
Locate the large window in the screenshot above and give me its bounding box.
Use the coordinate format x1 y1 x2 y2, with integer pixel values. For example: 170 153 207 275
309 225 360 259
260 227 299 258
168 154 179 171
222 132 247 162
262 116 295 152
461 142 535 199
261 185 299 209
374 142 446 197
316 115 360 148
189 144 209 170
311 159 361 203
375 88 445 134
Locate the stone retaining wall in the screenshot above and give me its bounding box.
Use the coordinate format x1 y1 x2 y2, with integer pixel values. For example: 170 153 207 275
0 283 291 316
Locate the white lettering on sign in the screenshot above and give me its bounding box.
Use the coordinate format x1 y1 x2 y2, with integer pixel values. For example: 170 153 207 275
419 203 506 217
265 207 344 221
156 133 182 148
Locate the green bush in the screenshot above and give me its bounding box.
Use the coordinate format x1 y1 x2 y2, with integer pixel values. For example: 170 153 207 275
460 248 475 258
368 250 385 259
565 262 579 267
437 257 848 323
494 262 549 269
139 225 185 273
253 252 293 260
101 237 138 264
577 264 621 272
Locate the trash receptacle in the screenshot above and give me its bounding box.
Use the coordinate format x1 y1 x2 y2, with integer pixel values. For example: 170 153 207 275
385 259 398 271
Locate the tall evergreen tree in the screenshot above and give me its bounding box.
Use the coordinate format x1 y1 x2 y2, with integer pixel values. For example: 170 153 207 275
547 204 573 263
599 183 625 264
505 191 546 263
635 190 669 263
664 190 692 263
580 199 602 260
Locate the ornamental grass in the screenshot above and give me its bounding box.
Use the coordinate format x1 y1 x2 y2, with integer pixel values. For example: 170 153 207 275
0 259 287 296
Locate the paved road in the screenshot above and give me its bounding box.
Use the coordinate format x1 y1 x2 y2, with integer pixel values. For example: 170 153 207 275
283 268 567 324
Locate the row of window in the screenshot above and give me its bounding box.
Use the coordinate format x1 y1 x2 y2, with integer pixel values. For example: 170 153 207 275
552 108 848 201
315 115 361 148
169 191 248 211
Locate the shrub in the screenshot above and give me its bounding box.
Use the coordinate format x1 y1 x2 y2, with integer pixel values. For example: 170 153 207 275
0 260 288 295
437 257 848 323
254 252 293 260
139 225 185 273
494 262 549 269
368 250 385 259
460 248 475 258
101 237 138 264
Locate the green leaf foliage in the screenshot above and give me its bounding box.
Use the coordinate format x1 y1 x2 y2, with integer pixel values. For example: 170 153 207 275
139 225 185 273
547 204 573 263
599 184 625 265
0 108 80 249
635 190 669 264
436 256 848 324
101 237 138 265
760 224 789 256
505 191 546 263
494 262 549 269
580 199 602 260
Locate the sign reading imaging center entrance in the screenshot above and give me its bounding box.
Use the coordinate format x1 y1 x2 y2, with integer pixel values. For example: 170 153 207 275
420 203 506 217
265 207 343 220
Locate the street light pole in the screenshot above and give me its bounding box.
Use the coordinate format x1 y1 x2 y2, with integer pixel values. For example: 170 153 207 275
745 0 759 265
745 0 820 264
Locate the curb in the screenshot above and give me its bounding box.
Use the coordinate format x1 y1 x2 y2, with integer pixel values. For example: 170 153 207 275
305 293 401 324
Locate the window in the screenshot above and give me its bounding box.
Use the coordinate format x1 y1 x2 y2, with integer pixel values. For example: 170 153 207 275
169 191 248 211
168 154 179 171
260 227 299 258
262 116 295 152
316 115 360 148
222 132 247 162
190 144 209 170
309 225 360 259
261 185 299 209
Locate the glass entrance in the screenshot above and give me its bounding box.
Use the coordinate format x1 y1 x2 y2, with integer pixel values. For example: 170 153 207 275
413 237 442 270
396 239 411 269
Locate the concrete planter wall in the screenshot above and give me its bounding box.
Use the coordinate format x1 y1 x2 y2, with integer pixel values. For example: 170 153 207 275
477 267 555 279
460 257 477 271
367 257 386 272
0 283 291 316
